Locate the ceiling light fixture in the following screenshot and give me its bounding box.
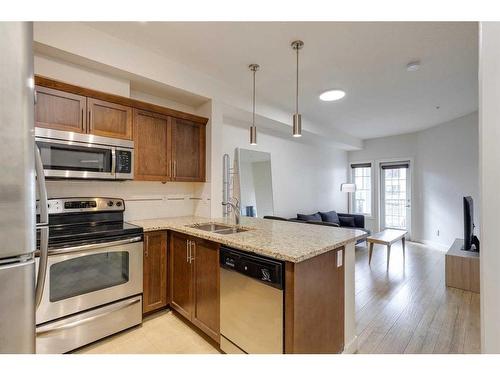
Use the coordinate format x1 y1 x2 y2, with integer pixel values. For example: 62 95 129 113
249 63 260 145
406 60 421 72
319 89 346 102
291 40 304 138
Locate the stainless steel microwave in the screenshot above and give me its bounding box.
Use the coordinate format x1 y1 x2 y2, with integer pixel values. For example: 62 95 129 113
35 128 134 180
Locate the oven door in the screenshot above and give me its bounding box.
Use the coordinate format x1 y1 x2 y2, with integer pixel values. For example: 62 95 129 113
36 237 143 325
35 138 115 179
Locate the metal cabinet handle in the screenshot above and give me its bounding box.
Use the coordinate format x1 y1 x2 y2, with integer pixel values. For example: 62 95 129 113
81 108 84 129
186 239 190 263
173 160 177 179
190 241 195 263
144 235 149 257
88 109 91 132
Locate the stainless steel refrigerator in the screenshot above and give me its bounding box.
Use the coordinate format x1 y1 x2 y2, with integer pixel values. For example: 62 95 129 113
0 22 48 354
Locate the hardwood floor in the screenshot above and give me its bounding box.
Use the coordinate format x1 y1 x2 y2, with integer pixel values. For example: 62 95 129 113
355 241 480 354
75 241 480 354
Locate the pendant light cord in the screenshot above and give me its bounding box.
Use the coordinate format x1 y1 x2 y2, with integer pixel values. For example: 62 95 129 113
296 46 299 113
253 68 256 127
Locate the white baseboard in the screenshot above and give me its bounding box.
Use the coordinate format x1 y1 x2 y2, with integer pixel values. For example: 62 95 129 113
342 335 358 354
412 238 449 252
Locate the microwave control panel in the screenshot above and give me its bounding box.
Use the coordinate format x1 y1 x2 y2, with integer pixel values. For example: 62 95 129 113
116 150 132 174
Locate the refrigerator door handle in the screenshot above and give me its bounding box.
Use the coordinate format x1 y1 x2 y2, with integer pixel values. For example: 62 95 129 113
35 226 49 309
35 144 48 226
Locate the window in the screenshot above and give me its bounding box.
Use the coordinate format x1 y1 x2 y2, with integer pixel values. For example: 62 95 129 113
351 163 372 216
381 163 409 230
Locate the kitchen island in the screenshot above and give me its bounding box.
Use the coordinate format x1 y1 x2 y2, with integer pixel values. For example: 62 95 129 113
131 216 365 354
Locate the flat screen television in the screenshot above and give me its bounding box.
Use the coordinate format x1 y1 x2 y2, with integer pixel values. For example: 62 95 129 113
463 196 480 252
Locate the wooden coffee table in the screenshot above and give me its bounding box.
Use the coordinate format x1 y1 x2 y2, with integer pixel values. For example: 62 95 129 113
367 229 408 268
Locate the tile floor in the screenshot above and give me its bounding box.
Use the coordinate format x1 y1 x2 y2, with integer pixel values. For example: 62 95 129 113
75 310 219 354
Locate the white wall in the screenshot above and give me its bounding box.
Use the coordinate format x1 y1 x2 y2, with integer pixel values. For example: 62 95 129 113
349 112 479 249
222 123 348 219
479 22 500 354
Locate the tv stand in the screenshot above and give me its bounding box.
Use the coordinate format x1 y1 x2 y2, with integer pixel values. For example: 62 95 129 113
446 238 480 293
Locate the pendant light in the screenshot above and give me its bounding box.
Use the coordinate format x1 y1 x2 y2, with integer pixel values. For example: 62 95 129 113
291 40 304 137
249 63 260 145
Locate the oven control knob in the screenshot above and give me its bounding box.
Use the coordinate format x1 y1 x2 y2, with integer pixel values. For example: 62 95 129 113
107 200 114 207
116 201 122 207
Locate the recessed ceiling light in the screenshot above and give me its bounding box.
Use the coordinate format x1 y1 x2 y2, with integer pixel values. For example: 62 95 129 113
406 61 421 72
319 89 346 102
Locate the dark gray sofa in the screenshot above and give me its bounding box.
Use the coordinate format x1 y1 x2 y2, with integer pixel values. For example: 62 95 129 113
263 211 370 244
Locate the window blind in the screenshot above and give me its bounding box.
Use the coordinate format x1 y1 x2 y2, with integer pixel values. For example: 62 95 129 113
380 162 410 169
351 162 371 168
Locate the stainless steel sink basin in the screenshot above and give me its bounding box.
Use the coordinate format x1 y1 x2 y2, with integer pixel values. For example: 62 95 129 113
187 223 248 235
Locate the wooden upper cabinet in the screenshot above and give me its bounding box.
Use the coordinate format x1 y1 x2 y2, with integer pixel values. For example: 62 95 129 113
87 98 133 140
143 231 168 314
171 118 206 182
35 86 86 133
170 232 193 320
133 109 171 182
192 238 220 343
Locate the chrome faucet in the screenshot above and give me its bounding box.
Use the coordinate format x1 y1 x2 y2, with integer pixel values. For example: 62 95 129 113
222 197 241 225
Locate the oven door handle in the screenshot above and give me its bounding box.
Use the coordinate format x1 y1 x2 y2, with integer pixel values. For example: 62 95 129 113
36 296 142 336
47 236 143 256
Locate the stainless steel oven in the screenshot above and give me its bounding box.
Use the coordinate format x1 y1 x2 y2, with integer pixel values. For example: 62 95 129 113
35 237 143 326
35 197 143 354
35 128 134 180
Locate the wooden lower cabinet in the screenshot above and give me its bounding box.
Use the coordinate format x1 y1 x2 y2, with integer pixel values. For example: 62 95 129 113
170 232 220 343
143 231 168 314
192 239 220 342
170 232 193 319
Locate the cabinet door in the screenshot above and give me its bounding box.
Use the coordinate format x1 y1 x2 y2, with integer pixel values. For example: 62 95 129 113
87 98 133 140
133 110 171 182
170 232 193 320
143 232 168 314
35 86 86 133
171 118 206 182
192 239 220 342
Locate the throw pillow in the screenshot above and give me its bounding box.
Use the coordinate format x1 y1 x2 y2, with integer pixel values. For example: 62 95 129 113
319 210 340 225
339 216 356 227
297 212 322 222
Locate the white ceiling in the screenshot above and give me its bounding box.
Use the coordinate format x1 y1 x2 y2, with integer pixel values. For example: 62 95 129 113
86 22 478 140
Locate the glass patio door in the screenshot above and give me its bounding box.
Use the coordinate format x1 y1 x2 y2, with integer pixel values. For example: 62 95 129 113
380 162 411 237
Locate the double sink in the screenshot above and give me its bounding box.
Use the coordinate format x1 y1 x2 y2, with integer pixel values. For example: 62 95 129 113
187 223 248 235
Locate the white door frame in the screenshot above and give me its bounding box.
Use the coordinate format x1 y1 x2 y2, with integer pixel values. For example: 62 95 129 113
376 157 414 240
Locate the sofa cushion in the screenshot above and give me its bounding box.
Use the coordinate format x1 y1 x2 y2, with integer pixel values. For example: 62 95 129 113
339 216 356 227
297 212 322 222
319 210 340 225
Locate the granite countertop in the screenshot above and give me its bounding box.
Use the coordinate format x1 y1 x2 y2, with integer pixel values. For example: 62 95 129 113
129 216 366 263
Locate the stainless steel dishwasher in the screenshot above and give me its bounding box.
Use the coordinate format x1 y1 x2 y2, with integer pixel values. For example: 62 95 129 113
219 246 284 354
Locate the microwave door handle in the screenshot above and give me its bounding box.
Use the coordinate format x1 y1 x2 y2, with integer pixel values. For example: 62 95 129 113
35 226 49 309
111 148 116 177
35 145 48 226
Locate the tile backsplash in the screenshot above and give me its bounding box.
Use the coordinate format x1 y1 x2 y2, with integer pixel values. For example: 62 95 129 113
45 180 211 221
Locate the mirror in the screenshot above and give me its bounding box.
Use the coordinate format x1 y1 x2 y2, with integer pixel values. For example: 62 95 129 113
235 148 274 218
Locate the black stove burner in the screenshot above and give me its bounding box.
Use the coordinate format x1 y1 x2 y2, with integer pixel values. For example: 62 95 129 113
37 207 143 249
46 221 143 248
